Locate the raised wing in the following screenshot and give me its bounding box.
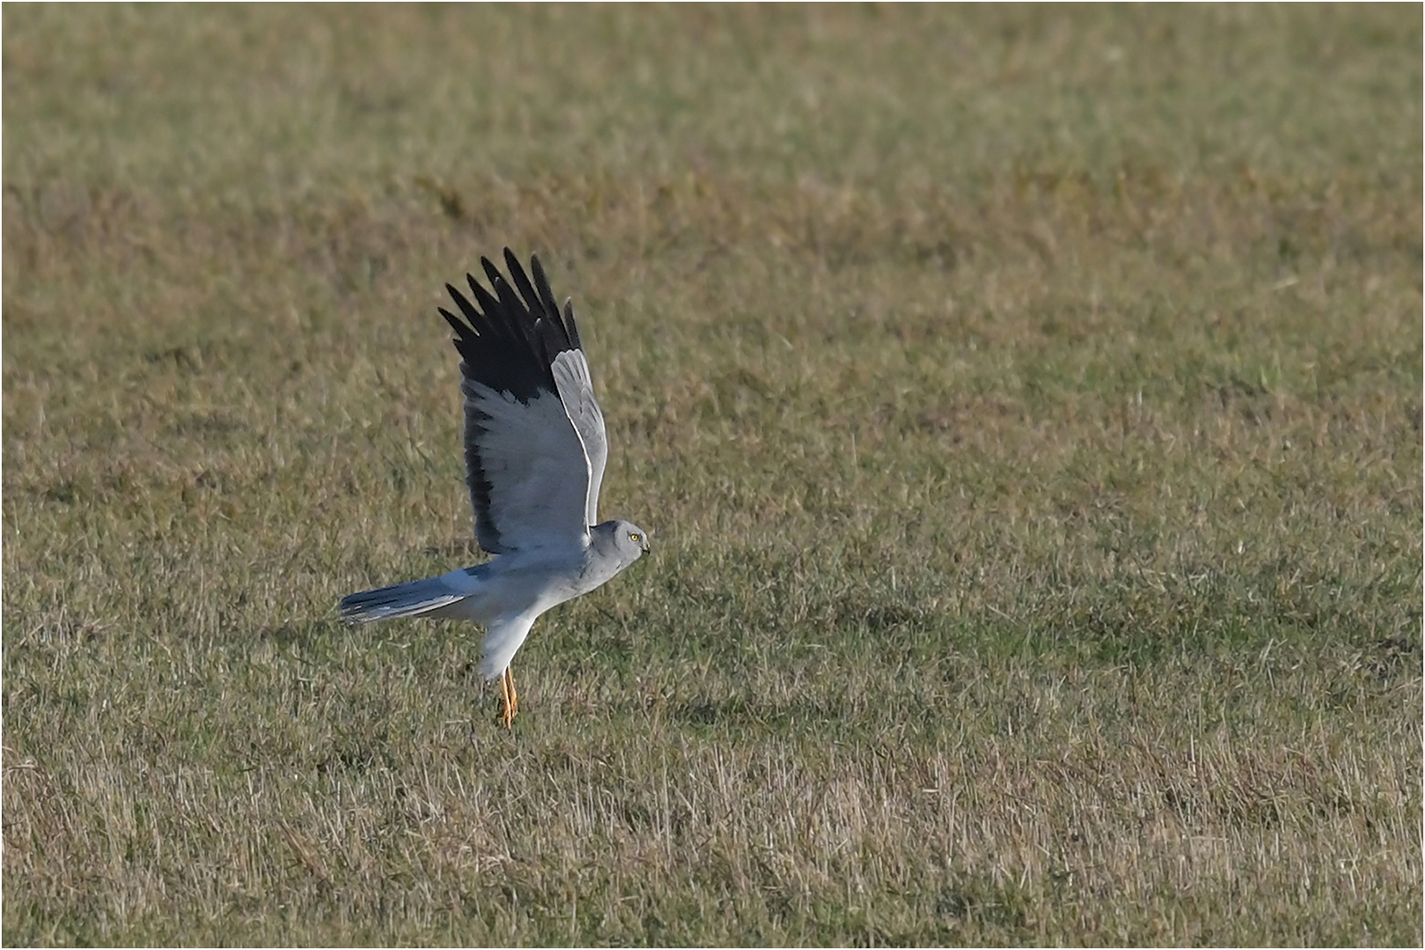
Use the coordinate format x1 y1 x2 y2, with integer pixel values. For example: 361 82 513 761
439 249 610 555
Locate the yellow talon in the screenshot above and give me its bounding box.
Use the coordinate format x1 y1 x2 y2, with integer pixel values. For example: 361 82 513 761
498 666 518 728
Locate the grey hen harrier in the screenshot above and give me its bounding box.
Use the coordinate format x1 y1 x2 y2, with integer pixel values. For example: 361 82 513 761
340 249 650 727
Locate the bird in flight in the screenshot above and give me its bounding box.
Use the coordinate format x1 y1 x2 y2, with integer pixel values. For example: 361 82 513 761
340 249 650 727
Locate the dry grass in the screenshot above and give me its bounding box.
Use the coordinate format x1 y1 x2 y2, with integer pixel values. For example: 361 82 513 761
3 4 1421 945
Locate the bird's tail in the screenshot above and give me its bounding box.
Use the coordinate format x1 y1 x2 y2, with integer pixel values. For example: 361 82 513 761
339 575 466 624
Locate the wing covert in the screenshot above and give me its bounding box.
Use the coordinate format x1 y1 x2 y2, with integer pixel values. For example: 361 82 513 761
550 348 609 526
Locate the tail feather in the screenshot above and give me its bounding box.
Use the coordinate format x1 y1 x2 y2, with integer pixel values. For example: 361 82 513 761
339 576 465 624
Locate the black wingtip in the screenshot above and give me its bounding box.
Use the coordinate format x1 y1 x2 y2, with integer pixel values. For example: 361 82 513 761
562 297 583 351
504 247 527 278
440 249 588 403
438 305 469 340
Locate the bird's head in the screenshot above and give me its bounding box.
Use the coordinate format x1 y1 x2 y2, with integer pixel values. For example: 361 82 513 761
596 519 651 568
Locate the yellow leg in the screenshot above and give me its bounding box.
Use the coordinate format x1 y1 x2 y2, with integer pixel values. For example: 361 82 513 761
498 665 518 728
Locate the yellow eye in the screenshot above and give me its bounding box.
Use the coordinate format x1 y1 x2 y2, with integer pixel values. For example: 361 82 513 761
629 532 641 543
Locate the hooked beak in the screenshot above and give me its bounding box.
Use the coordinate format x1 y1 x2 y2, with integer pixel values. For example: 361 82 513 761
640 537 652 555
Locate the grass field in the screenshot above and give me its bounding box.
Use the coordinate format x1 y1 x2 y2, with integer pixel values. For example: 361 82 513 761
3 4 1421 945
